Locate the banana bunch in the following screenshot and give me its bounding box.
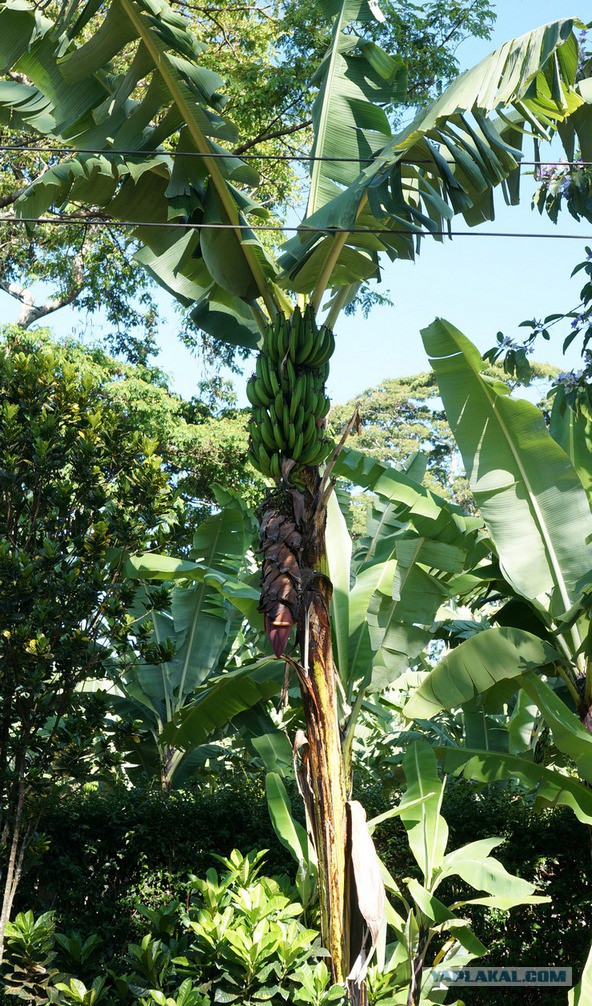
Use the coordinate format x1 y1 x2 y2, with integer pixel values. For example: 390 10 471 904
247 306 334 479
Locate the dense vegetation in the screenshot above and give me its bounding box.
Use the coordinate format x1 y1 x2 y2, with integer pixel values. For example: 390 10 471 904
2 0 592 1003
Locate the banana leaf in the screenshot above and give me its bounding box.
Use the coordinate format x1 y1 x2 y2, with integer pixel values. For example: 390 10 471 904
403 626 562 720
279 18 591 298
160 658 284 749
422 318 592 617
439 746 592 825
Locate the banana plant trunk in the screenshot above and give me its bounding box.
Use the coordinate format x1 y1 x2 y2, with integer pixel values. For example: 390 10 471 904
295 475 349 982
252 311 382 1003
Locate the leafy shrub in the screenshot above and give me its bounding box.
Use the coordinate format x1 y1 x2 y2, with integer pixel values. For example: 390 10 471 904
1 851 344 1006
13 777 592 1005
15 780 288 952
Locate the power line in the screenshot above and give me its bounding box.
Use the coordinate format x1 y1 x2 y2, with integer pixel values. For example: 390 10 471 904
1 215 592 239
0 143 590 167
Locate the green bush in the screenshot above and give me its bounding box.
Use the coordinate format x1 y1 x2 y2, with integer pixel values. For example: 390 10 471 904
16 780 288 952
2 851 344 1006
14 777 592 1005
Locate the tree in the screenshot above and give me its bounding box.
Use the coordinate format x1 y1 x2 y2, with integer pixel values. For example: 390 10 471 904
0 327 176 961
2 2 591 1000
0 324 267 537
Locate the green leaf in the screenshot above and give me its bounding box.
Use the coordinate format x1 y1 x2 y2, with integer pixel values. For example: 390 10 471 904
4 0 279 323
366 792 437 833
280 19 587 296
404 626 562 720
507 688 539 755
125 552 262 628
306 0 405 217
569 941 592 1005
550 386 592 506
326 489 351 684
160 658 284 750
189 287 261 351
251 733 293 776
438 747 592 825
265 772 310 867
399 741 448 885
405 879 486 958
520 674 592 783
437 837 536 902
422 318 592 615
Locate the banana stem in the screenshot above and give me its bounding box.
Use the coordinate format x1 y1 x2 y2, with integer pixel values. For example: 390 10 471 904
249 302 269 338
310 232 349 313
310 193 369 312
324 283 360 330
121 0 278 321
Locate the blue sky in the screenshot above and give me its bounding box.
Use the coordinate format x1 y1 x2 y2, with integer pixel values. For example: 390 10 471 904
1 0 590 405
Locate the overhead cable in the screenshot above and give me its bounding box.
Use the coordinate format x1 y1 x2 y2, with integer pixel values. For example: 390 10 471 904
0 143 590 167
1 215 591 240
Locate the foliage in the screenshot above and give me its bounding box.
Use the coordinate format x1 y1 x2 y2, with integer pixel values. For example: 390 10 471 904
14 782 281 941
362 742 547 1005
3 2 592 996
2 851 343 1006
483 31 592 390
0 2 587 354
0 0 496 358
484 245 592 392
10 776 592 1004
2 910 63 1003
328 364 559 514
0 323 178 951
0 324 266 535
107 493 276 792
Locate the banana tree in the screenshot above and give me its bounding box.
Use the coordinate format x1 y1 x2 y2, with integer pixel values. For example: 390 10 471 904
2 0 592 995
109 494 286 791
402 319 592 840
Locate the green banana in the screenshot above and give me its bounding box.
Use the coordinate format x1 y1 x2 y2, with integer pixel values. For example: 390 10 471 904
295 403 305 433
265 314 280 362
292 429 304 460
297 329 314 366
302 376 315 413
253 378 269 406
270 453 281 480
303 412 317 446
257 355 273 399
279 315 290 361
289 310 301 364
285 357 297 389
274 390 284 423
269 366 280 397
260 417 277 452
319 394 331 419
297 439 322 465
246 378 260 408
272 419 287 452
307 329 328 369
282 405 292 444
257 441 272 475
287 420 296 451
289 379 303 420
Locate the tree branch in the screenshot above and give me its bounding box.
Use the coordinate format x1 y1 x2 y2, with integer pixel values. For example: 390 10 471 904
0 254 85 328
0 189 25 209
234 118 312 155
